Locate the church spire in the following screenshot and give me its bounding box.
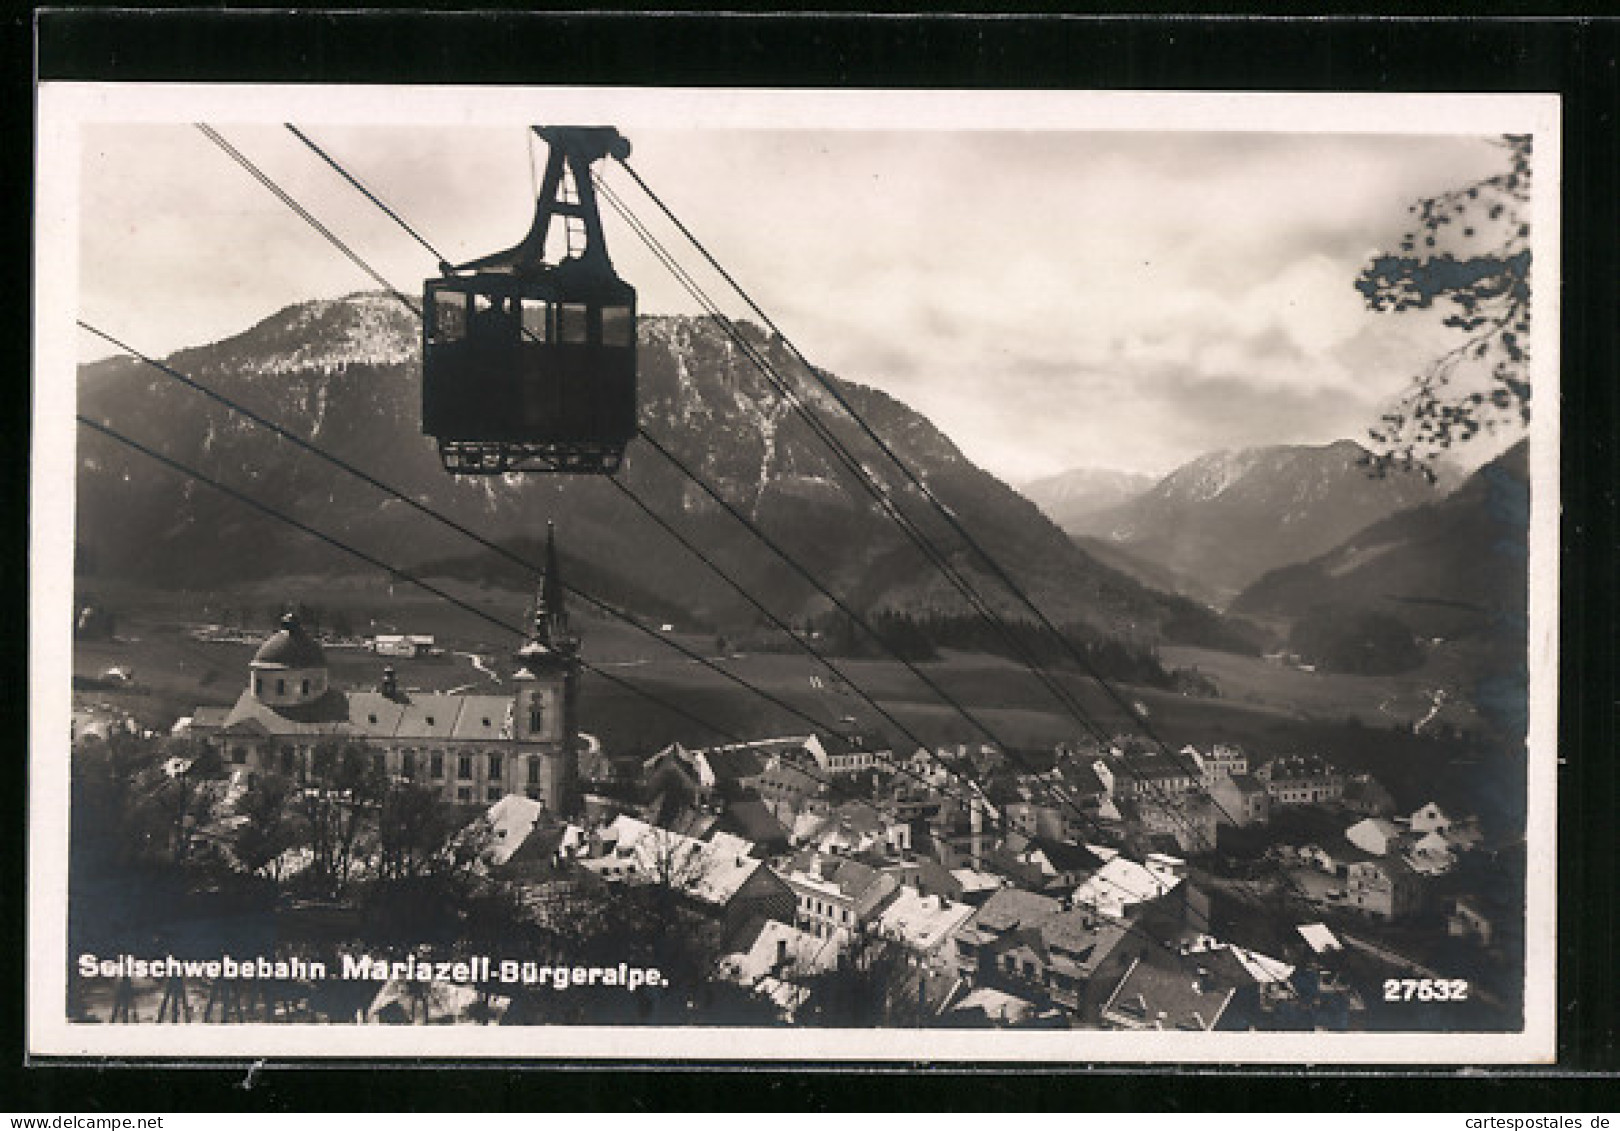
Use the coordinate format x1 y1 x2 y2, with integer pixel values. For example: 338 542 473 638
522 522 575 658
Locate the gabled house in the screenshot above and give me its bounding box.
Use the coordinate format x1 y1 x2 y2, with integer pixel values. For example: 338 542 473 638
1345 856 1422 920
1344 817 1404 857
874 887 978 971
1256 755 1344 806
950 887 1140 1018
1099 948 1237 1031
1406 801 1453 835
1073 853 1186 919
779 852 901 952
1210 772 1271 828
1404 830 1456 875
580 814 795 940
1447 896 1495 946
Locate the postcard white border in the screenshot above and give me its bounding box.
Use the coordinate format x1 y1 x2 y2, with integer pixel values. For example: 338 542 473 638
32 83 1562 1064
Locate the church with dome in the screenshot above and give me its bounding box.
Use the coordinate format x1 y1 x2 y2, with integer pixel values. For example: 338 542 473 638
192 527 582 815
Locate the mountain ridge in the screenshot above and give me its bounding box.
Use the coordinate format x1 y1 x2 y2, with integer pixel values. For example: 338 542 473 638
1065 438 1440 607
76 295 1243 655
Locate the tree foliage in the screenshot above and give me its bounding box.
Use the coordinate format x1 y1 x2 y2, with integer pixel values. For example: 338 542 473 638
1357 135 1532 478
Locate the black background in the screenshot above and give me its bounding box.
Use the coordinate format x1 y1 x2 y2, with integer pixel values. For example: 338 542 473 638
10 8 1618 1112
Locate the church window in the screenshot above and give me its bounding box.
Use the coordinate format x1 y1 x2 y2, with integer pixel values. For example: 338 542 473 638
529 699 545 733
527 758 541 786
458 754 472 780
488 753 502 779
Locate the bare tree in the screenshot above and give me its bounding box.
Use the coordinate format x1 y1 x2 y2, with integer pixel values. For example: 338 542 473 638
230 771 301 883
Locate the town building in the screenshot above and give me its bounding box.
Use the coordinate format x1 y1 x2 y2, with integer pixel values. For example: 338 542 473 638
1447 896 1495 947
1406 801 1454 836
1344 856 1422 920
951 887 1140 1017
1099 949 1237 1031
581 814 795 941
1187 743 1248 788
1344 817 1404 857
780 852 901 951
874 887 977 971
1256 755 1344 806
190 526 585 814
1209 772 1270 828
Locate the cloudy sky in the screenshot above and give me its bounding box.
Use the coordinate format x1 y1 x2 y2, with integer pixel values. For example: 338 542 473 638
70 102 1527 481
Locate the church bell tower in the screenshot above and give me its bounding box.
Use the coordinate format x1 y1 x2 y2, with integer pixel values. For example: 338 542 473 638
511 523 581 814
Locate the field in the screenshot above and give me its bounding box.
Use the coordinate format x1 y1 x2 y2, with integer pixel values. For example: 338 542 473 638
1160 644 1492 734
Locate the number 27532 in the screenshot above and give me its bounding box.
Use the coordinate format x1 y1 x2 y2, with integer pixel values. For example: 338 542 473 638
1384 978 1469 1002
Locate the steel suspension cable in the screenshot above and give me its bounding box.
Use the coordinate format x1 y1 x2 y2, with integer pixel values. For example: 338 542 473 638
76 415 737 744
594 173 1114 744
612 157 1287 831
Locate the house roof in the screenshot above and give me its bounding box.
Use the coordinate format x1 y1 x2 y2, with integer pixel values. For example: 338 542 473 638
1222 772 1266 794
1296 922 1343 953
784 854 894 904
1074 856 1182 914
716 798 789 846
1346 817 1402 842
720 919 836 986
703 745 767 781
876 888 976 952
483 793 545 866
597 815 769 907
1103 951 1236 1031
969 887 1063 935
947 986 1039 1026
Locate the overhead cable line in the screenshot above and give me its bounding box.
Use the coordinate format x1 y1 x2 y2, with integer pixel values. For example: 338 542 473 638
285 124 454 272
163 127 1327 977
196 124 421 319
611 157 1286 833
267 121 1066 776
75 414 735 744
75 320 957 796
247 123 1310 927
594 172 1115 745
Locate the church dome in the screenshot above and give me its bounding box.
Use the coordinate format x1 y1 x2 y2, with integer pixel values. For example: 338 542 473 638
252 613 327 669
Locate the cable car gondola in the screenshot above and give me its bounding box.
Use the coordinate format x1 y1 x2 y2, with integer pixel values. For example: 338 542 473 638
423 126 636 475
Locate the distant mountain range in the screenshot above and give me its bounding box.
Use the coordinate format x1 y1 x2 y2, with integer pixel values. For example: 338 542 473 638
75 294 1238 650
1231 440 1529 640
1062 440 1439 608
1018 467 1156 532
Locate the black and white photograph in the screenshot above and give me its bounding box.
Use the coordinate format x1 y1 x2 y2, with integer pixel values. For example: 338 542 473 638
30 85 1560 1062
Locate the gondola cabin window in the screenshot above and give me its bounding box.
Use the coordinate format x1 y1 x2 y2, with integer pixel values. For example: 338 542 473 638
601 304 633 347
521 299 549 343
432 290 467 343
559 302 589 345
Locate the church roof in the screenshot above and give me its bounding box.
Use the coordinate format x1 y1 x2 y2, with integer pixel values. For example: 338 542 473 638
251 613 327 670
222 688 517 742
